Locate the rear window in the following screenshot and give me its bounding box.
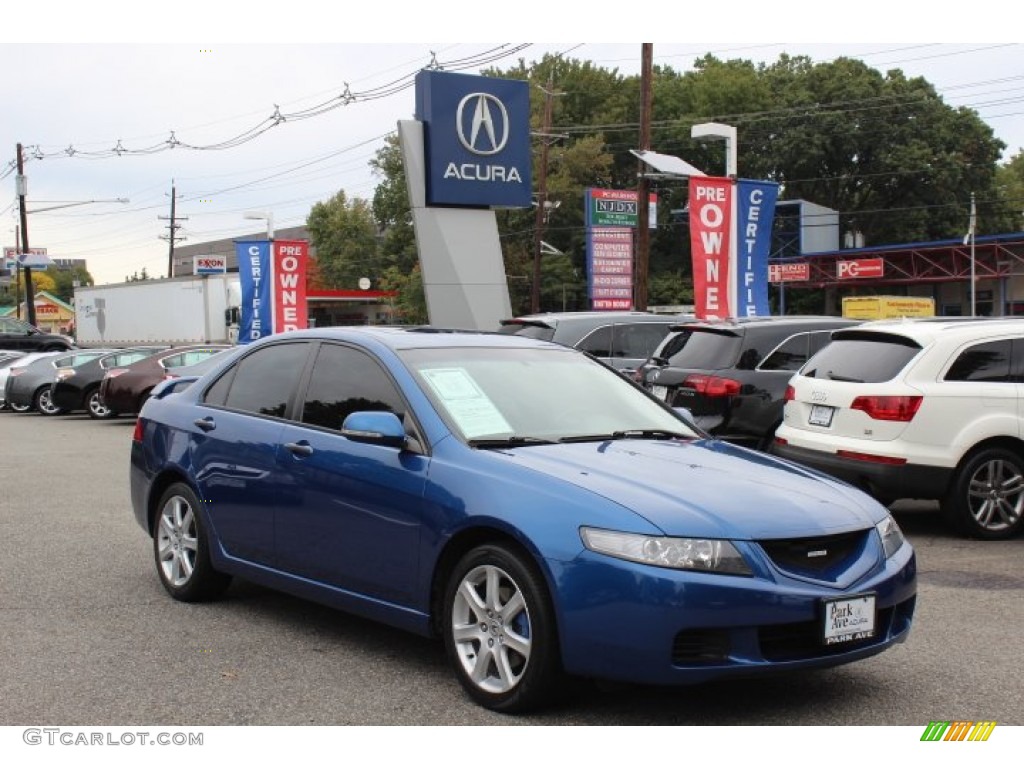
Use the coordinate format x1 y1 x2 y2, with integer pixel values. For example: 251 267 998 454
801 333 922 383
660 329 742 370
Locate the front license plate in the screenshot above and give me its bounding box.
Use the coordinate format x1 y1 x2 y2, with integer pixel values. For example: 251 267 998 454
822 594 876 645
651 385 668 401
808 404 835 427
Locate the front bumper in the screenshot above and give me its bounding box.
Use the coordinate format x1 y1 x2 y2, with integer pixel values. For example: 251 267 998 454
548 541 915 685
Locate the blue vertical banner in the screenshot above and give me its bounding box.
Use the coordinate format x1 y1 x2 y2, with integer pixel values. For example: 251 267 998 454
733 180 779 317
235 240 272 344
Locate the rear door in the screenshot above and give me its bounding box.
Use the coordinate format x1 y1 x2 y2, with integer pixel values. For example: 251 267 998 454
190 341 312 567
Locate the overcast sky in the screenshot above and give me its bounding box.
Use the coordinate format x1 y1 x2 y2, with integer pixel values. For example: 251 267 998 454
2 2 1021 285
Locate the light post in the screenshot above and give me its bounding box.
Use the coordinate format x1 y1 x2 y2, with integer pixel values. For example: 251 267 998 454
244 210 274 241
691 122 737 178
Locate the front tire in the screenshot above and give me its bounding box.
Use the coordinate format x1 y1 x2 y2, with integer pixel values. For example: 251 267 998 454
153 483 231 601
443 544 561 713
86 388 115 419
942 447 1024 540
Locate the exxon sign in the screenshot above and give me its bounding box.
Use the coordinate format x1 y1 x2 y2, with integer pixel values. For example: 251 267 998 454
415 70 532 209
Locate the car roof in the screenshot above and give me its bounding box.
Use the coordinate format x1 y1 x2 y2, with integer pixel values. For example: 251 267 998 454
251 326 567 352
501 311 686 329
669 315 858 332
835 317 1024 345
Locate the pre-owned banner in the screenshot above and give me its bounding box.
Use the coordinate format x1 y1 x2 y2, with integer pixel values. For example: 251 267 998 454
236 240 272 344
735 180 779 316
272 240 309 334
689 177 733 319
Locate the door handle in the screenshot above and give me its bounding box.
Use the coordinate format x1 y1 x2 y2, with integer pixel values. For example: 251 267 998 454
284 441 314 457
193 417 216 432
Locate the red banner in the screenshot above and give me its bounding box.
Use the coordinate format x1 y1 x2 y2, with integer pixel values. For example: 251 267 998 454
689 178 733 319
272 240 309 334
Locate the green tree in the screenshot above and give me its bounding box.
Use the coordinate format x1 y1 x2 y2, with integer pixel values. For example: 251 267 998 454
379 265 428 325
996 150 1024 232
370 135 419 274
45 265 94 303
306 190 380 289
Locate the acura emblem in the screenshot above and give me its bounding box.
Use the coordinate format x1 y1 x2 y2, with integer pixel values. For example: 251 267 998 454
456 93 510 156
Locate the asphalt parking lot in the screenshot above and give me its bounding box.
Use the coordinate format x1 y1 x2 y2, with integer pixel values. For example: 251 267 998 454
1 411 1022 725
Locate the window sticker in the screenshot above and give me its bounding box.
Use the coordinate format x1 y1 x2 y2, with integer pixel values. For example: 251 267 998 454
420 368 512 438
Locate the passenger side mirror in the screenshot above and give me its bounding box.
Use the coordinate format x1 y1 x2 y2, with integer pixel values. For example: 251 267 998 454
341 411 407 449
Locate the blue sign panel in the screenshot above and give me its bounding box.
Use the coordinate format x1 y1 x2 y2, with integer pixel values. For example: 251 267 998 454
415 70 532 209
735 180 779 317
235 240 272 344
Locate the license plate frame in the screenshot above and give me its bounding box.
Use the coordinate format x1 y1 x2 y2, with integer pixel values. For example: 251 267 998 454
821 593 877 646
808 404 835 427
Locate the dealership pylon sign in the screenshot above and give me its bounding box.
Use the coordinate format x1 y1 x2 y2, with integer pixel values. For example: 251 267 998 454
689 178 779 319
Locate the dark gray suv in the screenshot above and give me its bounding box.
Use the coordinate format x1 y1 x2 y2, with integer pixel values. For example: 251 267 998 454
498 311 683 373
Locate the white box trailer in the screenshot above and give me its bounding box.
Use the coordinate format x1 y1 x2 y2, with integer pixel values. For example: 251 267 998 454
73 274 241 347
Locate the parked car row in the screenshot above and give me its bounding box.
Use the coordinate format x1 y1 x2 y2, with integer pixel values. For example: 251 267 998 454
1 344 230 419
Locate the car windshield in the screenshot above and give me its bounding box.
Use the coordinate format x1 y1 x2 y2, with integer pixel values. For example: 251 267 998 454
496 322 556 342
399 346 697 444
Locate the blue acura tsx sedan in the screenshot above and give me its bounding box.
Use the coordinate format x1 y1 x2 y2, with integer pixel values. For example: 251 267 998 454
130 327 916 712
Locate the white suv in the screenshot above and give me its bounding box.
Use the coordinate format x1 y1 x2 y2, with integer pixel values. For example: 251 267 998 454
774 318 1024 540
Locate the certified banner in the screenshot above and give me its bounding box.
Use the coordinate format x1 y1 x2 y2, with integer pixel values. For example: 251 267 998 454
272 240 309 334
689 177 733 319
236 240 272 344
735 180 778 317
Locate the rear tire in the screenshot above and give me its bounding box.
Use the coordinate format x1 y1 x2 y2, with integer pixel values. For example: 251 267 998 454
941 447 1024 540
153 483 232 602
35 385 66 416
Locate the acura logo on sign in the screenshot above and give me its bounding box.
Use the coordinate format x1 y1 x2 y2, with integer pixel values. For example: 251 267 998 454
456 93 509 156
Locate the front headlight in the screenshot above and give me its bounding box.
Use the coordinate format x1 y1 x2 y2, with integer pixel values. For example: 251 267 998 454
580 527 752 576
875 515 906 559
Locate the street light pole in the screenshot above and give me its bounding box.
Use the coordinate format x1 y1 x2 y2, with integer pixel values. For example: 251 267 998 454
244 211 274 241
691 122 738 178
969 192 977 316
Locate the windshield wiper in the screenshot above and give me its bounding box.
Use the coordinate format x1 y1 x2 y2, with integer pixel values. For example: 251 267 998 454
826 370 864 383
468 436 557 449
559 429 692 443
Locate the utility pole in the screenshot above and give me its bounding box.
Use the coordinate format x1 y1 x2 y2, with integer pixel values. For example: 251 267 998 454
531 81 564 314
16 143 37 327
634 43 654 311
12 224 21 319
159 181 188 278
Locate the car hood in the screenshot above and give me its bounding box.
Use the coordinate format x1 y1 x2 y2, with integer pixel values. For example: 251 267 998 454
495 439 882 540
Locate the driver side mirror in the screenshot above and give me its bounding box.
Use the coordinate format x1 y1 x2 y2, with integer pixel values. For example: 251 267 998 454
341 411 407 449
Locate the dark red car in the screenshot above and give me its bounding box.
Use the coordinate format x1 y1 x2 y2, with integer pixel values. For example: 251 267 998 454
100 345 229 415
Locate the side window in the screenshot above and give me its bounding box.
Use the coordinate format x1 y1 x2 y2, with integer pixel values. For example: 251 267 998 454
945 340 1012 382
300 344 406 430
759 333 811 372
214 343 309 417
807 330 835 358
611 324 669 359
576 326 612 358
